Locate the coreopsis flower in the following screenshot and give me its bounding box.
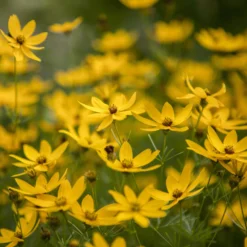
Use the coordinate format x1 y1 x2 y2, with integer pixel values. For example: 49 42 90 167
154 20 194 44
196 28 246 52
60 124 107 150
94 82 118 101
85 232 126 247
192 107 247 134
80 92 137 131
49 17 83 34
8 170 67 195
25 176 86 212
177 76 226 108
0 213 39 247
134 102 192 132
0 14 48 62
119 0 159 9
186 127 247 162
93 29 137 52
107 185 165 228
150 163 207 209
70 194 118 226
10 140 68 173
104 141 160 173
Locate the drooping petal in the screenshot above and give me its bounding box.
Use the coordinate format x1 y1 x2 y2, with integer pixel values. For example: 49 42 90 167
133 213 149 228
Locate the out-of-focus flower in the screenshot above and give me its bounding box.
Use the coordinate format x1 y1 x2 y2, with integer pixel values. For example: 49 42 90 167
25 176 86 212
80 92 137 131
134 102 192 132
150 162 207 209
119 0 159 9
94 82 118 100
85 232 126 247
154 20 193 44
107 185 165 228
93 29 137 52
49 17 83 34
196 28 246 52
70 194 118 226
0 14 48 61
105 141 160 172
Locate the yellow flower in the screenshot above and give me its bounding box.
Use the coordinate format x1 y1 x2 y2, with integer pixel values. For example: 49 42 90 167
134 102 192 132
177 76 226 108
9 169 67 195
196 28 246 52
49 17 83 34
94 82 118 101
150 162 207 209
154 20 193 44
25 176 86 212
0 213 39 247
107 185 165 228
60 124 107 150
0 14 48 61
93 29 137 52
119 0 159 9
85 232 126 247
70 194 118 226
10 140 68 173
105 141 160 173
80 92 137 131
187 127 247 162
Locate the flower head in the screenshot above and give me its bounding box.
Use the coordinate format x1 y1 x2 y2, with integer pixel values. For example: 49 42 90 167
134 102 192 132
0 14 48 61
49 17 83 34
107 185 165 228
104 141 160 173
119 0 159 9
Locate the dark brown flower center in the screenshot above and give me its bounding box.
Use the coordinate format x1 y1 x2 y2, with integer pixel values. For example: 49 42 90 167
85 211 97 221
162 117 173 126
16 35 25 45
14 231 23 239
109 104 117 114
224 145 234 154
131 203 140 212
121 159 133 168
172 189 183 199
36 155 47 164
55 196 67 206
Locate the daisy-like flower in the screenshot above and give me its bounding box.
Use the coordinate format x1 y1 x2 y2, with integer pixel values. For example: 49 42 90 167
70 194 118 226
80 92 137 131
85 232 126 247
133 102 192 132
0 14 48 62
150 163 207 209
119 0 159 9
177 77 226 108
107 185 165 228
0 213 39 247
59 124 107 150
10 140 68 173
8 169 67 195
49 17 83 34
25 176 86 212
104 141 160 173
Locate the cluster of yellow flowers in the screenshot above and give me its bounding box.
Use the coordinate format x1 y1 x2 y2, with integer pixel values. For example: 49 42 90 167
1 2 247 246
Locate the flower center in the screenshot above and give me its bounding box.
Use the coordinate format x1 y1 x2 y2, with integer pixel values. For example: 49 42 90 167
121 159 133 168
85 211 97 221
162 117 173 126
131 203 140 212
55 196 67 206
16 35 25 45
172 189 183 199
36 155 47 165
109 104 117 114
14 231 23 239
224 145 234 154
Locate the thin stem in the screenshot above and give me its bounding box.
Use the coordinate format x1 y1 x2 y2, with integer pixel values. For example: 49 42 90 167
238 185 247 234
132 221 142 246
13 57 18 134
61 211 72 235
150 224 172 247
91 184 98 209
111 121 122 146
193 106 204 140
178 202 182 247
15 204 23 235
131 173 139 193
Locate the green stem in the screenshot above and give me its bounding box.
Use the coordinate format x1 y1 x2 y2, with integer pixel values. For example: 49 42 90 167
238 185 247 234
61 211 72 235
132 221 142 246
14 57 18 133
111 121 122 145
150 224 172 247
91 184 98 209
131 173 139 193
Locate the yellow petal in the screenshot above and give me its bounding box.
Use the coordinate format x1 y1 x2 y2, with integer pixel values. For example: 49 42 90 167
40 140 52 156
161 102 174 121
50 141 68 160
124 186 137 203
26 32 48 45
108 190 129 206
23 145 39 161
93 232 108 247
118 92 136 111
81 194 95 212
112 237 126 247
234 136 247 153
58 180 71 198
70 176 86 202
134 213 149 228
120 141 133 161
146 103 162 123
8 15 21 38
22 20 36 38
21 46 41 62
180 163 193 191
133 113 157 127
15 178 35 193
97 115 113 131
91 97 109 110
207 126 224 152
173 104 192 126
223 130 238 146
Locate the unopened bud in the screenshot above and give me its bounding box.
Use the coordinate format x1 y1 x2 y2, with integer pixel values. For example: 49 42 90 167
47 216 60 229
229 175 241 190
68 239 80 247
41 227 51 241
84 170 97 183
